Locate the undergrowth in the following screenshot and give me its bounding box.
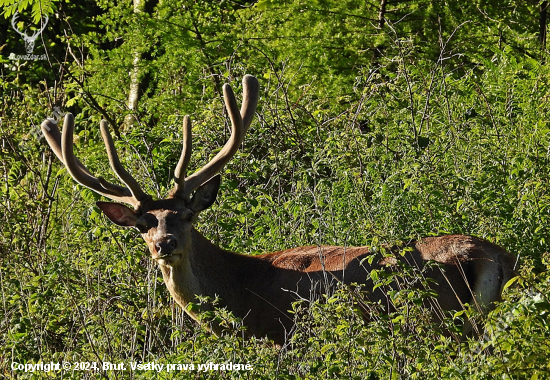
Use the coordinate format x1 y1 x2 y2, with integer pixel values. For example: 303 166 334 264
1 41 550 379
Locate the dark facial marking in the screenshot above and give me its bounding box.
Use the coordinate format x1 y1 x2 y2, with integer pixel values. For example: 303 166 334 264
134 213 158 233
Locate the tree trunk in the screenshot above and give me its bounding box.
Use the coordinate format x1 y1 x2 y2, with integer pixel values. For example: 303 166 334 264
378 0 387 30
540 1 548 49
373 0 388 60
123 0 145 129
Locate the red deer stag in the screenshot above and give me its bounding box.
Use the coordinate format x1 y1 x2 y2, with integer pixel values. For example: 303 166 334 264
41 75 516 345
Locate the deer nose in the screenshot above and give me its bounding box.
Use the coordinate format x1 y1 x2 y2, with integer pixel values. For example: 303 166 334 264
155 238 177 257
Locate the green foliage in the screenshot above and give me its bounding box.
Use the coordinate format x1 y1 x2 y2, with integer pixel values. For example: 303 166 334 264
2 0 550 378
0 0 57 22
470 258 550 378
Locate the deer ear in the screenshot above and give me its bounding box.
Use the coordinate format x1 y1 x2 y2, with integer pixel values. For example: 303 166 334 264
96 201 138 227
188 175 220 213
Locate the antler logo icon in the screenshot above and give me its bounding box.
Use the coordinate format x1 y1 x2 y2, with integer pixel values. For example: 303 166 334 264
11 12 49 54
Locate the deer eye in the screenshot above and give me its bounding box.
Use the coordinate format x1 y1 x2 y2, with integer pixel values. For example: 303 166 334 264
135 222 150 233
181 211 194 221
135 213 158 233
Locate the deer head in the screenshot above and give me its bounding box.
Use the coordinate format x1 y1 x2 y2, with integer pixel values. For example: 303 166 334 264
41 75 259 268
11 12 49 54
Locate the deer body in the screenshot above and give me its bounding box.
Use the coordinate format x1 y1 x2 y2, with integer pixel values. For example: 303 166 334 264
41 75 515 346
155 230 514 344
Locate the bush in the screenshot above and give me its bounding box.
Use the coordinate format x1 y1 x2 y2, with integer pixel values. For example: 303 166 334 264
2 16 550 378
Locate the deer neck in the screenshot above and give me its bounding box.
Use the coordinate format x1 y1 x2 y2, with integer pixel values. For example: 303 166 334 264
157 228 246 323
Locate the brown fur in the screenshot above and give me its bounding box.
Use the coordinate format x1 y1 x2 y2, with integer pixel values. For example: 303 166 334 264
151 221 515 345
91 196 517 346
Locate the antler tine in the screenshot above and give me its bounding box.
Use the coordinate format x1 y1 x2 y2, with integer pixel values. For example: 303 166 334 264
171 115 193 199
41 113 145 209
180 82 244 199
60 114 141 207
41 118 69 165
241 74 260 133
41 116 106 180
179 75 259 199
99 120 151 205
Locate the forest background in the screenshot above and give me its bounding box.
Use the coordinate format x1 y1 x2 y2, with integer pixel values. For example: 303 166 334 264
1 0 550 378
